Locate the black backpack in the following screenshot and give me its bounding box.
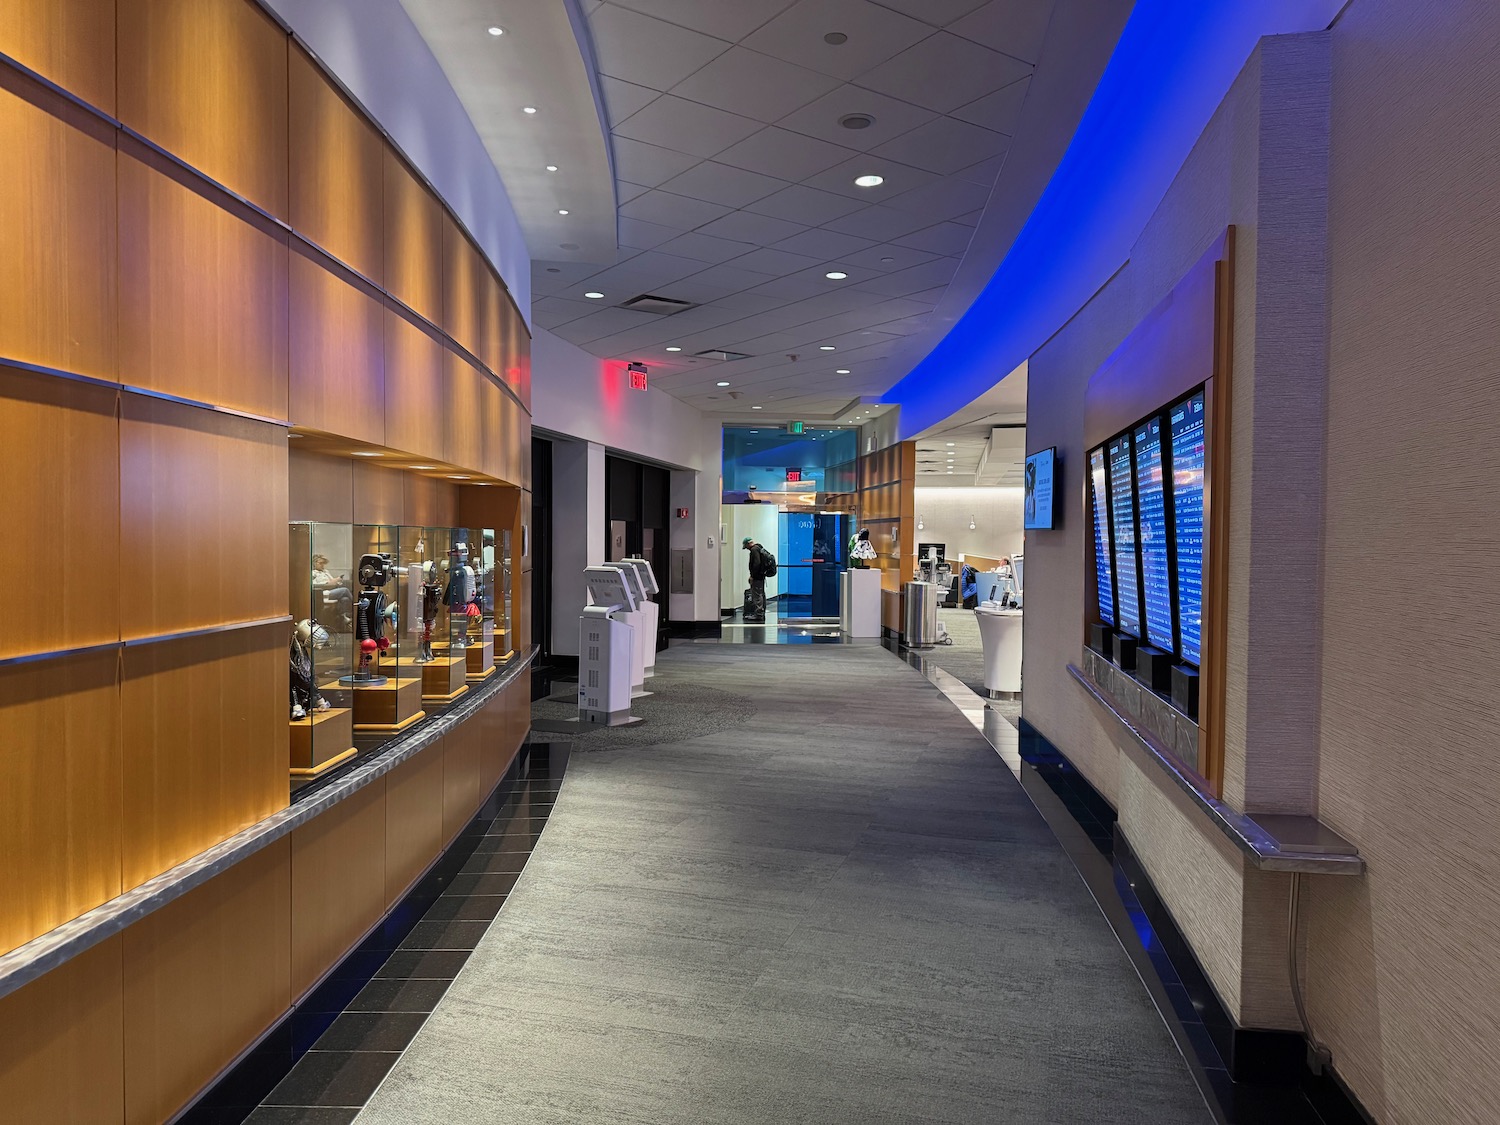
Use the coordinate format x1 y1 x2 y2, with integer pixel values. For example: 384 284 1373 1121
759 546 778 576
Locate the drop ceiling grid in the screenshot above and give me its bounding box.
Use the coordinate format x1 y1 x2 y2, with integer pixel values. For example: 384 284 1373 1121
534 0 1052 413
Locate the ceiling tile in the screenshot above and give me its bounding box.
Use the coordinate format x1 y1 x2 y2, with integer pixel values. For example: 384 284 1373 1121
588 4 730 91
950 75 1030 134
895 220 974 255
949 0 1054 63
532 296 597 329
669 47 842 123
619 189 732 230
742 183 869 224
570 250 707 296
655 230 758 263
617 180 651 204
618 215 683 249
952 208 983 227
851 255 958 295
801 153 940 199
551 306 665 344
731 246 826 275
857 31 1032 113
750 274 836 302
613 95 764 159
714 126 857 181
708 291 791 313
532 257 627 295
597 75 660 126
654 262 778 303
658 161 789 208
743 0 935 80
603 0 798 41
955 152 1006 186
611 137 701 187
822 203 932 241
772 227 875 260
882 175 991 219
697 209 808 244
837 242 935 271
866 0 990 26
872 116 1008 175
776 85 937 151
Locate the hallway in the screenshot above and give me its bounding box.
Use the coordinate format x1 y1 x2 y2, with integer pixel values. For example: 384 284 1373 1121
357 645 1207 1124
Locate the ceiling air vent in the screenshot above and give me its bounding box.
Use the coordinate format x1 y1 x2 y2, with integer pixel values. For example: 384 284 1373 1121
618 293 696 316
694 348 753 362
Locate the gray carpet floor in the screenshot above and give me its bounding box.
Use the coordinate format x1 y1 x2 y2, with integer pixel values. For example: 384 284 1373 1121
357 644 1207 1125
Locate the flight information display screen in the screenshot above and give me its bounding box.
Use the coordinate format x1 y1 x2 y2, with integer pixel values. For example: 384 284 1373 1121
1107 434 1141 637
1170 391 1207 666
1133 416 1173 651
1089 447 1114 626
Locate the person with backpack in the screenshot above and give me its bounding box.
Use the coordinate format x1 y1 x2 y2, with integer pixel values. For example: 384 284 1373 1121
742 536 777 622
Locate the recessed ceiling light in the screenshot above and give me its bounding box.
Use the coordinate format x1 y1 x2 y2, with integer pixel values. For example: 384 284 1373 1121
946 441 956 446
546 267 560 273
487 25 504 36
839 114 873 131
666 346 682 352
584 291 604 299
410 465 436 470
947 470 954 474
854 174 884 188
558 209 569 215
750 430 759 433
825 271 848 280
835 368 850 374
287 433 302 439
545 164 558 172
522 106 537 114
824 31 848 45
752 405 763 410
716 380 730 387
819 345 836 351
880 256 895 263
352 451 382 457
449 474 471 480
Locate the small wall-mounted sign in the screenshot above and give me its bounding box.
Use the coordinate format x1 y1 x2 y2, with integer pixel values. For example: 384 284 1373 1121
787 421 804 434
627 361 648 390
786 468 803 482
676 507 690 519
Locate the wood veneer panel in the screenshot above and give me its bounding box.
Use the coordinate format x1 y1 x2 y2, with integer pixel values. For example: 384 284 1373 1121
289 448 354 524
117 143 290 419
122 837 291 1124
0 369 120 660
0 0 116 112
119 397 287 639
0 650 122 956
383 149 443 325
288 47 383 284
402 473 458 528
0 936 123 1122
444 348 484 473
290 776 386 996
0 68 117 380
120 623 287 890
442 216 483 363
288 247 385 446
350 461 404 526
478 270 504 375
441 712 482 842
384 741 445 908
477 376 503 480
383 303 444 462
117 0 289 217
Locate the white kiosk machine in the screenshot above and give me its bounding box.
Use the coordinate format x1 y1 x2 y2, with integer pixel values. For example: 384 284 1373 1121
621 558 660 677
600 562 649 698
579 566 641 726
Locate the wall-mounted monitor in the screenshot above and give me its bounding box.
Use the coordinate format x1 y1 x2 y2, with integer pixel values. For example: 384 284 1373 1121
1169 391 1207 666
1088 447 1115 626
1106 434 1142 637
1023 447 1057 530
1133 416 1174 652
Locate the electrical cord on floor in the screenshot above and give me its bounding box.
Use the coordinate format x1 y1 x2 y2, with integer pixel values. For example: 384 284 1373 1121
1288 872 1333 1074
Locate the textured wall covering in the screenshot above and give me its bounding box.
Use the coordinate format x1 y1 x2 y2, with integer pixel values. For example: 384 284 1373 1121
1307 0 1500 1121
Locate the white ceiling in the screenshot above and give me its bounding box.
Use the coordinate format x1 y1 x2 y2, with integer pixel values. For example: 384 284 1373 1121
529 0 1057 421
913 360 1026 485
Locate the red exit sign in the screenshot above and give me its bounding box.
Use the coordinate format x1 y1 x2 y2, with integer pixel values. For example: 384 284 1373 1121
629 369 648 390
786 468 802 482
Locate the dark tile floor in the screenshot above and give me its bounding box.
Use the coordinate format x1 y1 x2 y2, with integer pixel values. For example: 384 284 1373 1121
181 742 568 1125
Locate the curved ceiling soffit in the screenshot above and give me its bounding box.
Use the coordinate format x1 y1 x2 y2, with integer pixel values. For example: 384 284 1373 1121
884 0 1348 438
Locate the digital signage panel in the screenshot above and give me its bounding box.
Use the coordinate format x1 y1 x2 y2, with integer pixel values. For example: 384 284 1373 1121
1089 447 1114 626
1169 392 1207 666
1133 416 1174 651
1107 434 1141 637
1024 448 1056 530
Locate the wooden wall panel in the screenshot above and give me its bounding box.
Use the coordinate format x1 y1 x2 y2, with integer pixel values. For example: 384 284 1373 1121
383 303 444 462
290 776 387 996
117 0 289 217
122 837 291 1124
0 69 117 381
402 473 459 529
384 742 445 908
0 0 116 113
0 936 123 1123
442 712 482 842
119 397 287 639
0 369 120 660
384 150 443 326
0 651 122 956
120 623 287 890
288 247 385 446
118 144 290 420
479 376 504 479
289 448 354 524
288 47 383 284
351 461 406 526
444 349 484 473
442 217 483 364
478 271 504 376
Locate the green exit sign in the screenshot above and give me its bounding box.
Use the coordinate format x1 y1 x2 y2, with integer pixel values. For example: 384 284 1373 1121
787 421 805 435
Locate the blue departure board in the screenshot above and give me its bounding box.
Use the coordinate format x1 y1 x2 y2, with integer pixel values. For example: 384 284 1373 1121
1107 435 1141 637
1169 392 1206 666
1089 447 1114 626
1133 416 1173 651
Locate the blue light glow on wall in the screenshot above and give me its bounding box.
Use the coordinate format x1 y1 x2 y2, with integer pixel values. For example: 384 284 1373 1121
883 0 1344 436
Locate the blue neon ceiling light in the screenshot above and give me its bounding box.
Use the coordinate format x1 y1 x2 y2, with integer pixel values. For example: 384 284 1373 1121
883 0 1345 436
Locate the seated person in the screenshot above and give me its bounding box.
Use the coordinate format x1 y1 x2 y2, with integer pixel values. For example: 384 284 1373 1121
311 553 354 631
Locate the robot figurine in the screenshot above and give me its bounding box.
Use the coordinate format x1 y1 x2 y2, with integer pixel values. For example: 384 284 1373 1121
415 560 443 664
444 542 476 650
289 619 332 720
350 553 396 685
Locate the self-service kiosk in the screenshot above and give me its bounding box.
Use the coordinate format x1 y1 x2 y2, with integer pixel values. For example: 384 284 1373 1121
579 566 642 726
599 562 649 699
621 558 660 678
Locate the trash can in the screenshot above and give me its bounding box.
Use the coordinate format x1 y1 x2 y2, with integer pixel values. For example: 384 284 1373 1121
903 580 939 648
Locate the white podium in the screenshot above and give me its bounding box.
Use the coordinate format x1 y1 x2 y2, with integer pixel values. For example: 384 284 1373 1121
839 567 882 638
621 558 660 678
579 567 642 726
975 606 1023 696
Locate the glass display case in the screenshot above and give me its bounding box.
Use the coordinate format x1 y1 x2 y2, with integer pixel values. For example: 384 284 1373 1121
347 522 426 735
288 522 357 780
460 527 497 681
498 528 514 661
400 524 466 704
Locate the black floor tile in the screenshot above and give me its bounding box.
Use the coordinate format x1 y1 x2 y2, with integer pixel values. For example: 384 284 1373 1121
444 871 521 896
309 1012 428 1053
459 850 531 875
346 977 452 1013
243 1108 360 1125
396 918 493 951
467 832 539 854
420 893 507 922
374 949 471 980
262 1051 401 1107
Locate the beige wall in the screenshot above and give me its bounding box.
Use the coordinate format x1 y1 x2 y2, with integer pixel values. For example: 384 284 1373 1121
913 486 1025 564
